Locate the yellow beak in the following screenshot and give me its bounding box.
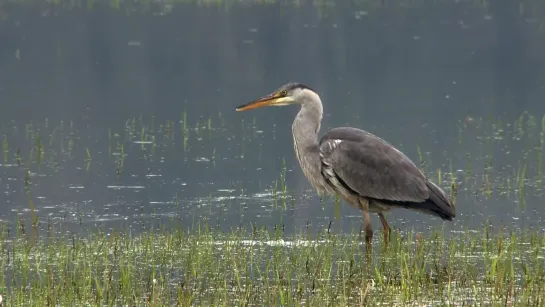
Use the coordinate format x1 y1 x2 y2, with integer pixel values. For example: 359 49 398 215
236 95 292 112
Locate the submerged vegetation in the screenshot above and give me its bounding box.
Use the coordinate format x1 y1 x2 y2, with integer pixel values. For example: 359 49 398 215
2 110 545 210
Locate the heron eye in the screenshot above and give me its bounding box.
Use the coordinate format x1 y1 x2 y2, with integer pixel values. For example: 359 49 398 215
280 90 288 96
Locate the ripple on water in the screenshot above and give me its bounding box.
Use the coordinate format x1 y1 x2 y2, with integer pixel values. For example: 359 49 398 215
107 185 146 189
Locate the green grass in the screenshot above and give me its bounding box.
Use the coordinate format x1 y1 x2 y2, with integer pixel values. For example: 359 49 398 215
0 223 544 306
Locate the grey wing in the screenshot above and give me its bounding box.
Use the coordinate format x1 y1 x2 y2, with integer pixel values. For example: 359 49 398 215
319 127 429 202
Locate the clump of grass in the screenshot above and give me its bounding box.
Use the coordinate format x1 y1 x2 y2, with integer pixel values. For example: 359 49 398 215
538 114 545 187
114 143 125 175
84 148 92 171
2 134 8 163
0 222 543 306
182 109 189 151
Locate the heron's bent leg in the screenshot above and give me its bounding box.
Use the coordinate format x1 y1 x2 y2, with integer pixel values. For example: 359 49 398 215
363 211 373 246
378 213 391 244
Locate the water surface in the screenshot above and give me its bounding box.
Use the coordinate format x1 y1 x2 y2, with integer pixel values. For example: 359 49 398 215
1 1 545 236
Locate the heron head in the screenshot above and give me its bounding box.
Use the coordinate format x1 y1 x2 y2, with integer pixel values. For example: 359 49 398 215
236 82 314 112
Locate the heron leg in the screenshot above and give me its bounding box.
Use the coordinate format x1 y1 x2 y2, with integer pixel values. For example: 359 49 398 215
363 211 373 246
378 213 391 244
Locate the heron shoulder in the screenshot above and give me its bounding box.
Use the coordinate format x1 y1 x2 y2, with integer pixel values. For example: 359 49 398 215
320 127 389 146
319 127 419 169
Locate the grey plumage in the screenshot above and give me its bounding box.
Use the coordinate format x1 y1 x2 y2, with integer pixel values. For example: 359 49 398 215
319 127 455 221
236 82 456 245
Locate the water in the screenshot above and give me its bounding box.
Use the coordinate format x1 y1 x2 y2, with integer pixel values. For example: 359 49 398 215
1 1 545 237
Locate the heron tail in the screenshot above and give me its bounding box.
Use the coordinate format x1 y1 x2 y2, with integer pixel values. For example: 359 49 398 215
415 181 456 221
382 181 456 221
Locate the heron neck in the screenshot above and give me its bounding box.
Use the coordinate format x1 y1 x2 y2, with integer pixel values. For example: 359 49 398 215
291 97 326 193
292 97 323 159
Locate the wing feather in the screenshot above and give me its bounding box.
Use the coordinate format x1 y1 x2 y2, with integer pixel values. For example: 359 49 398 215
319 127 429 202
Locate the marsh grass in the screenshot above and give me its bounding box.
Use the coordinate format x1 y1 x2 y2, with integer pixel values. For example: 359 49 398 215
0 222 544 306
1 111 545 305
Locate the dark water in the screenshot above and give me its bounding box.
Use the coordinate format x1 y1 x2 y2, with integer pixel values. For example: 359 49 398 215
1 2 545 236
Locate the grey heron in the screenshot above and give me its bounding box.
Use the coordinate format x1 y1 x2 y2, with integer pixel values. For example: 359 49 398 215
236 82 456 246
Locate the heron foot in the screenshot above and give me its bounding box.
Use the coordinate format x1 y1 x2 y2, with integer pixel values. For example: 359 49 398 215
363 211 373 247
382 229 390 246
358 222 363 242
365 230 373 246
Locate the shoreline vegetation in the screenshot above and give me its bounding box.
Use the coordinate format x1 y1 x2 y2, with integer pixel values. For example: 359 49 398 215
0 222 544 305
